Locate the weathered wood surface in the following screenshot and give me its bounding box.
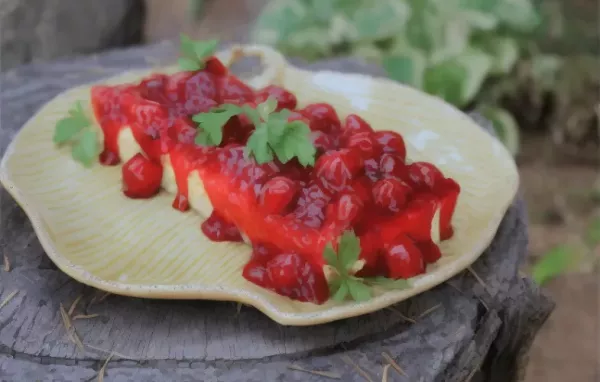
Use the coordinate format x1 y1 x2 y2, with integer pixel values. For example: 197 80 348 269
0 41 554 382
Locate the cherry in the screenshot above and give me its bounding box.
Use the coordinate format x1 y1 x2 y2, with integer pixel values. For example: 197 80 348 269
379 153 409 180
343 114 374 135
255 85 298 110
299 103 341 134
250 243 279 263
383 234 425 279
310 130 335 153
345 132 376 161
372 178 411 213
242 261 271 288
374 131 406 160
332 192 364 225
201 210 243 242
121 153 163 199
314 149 363 194
259 176 299 215
266 252 302 288
407 162 444 191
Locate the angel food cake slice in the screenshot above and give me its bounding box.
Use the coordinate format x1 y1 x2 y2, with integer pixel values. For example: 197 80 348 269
52 36 461 305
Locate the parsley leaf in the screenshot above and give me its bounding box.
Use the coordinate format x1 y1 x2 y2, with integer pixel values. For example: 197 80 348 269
54 101 99 167
323 230 412 303
246 124 274 163
346 278 372 302
244 99 316 165
178 34 218 71
192 105 243 146
338 230 361 272
72 130 99 168
190 98 316 166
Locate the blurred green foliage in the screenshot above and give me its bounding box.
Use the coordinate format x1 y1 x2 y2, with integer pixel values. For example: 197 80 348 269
251 0 598 157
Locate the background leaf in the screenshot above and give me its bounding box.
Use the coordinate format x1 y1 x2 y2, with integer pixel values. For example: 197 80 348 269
476 36 519 74
480 105 521 155
382 49 427 88
532 246 574 286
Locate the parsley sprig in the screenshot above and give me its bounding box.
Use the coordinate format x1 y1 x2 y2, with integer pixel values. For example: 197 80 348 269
53 101 99 167
178 34 218 71
191 98 317 166
324 231 411 302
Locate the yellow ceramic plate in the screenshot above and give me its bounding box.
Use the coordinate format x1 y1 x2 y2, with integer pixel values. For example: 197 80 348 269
0 45 519 326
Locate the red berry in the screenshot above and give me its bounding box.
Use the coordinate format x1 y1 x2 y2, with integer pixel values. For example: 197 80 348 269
299 103 341 134
287 111 311 125
255 85 297 110
383 234 425 279
250 243 279 263
121 153 163 199
332 192 364 225
379 153 409 180
242 261 271 288
310 130 335 153
200 210 243 242
415 240 442 264
314 149 363 193
374 131 406 160
343 114 374 135
266 253 302 288
259 176 299 215
372 178 411 213
345 132 376 160
407 162 444 191
204 57 229 77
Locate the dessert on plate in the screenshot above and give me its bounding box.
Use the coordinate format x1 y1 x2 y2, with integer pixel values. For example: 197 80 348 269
53 36 460 305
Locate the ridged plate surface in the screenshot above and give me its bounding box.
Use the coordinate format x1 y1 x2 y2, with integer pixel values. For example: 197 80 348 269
0 45 519 325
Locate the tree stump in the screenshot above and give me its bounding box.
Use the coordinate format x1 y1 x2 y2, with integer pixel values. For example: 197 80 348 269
0 41 554 382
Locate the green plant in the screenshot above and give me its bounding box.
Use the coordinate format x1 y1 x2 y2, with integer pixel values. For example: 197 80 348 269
252 0 543 155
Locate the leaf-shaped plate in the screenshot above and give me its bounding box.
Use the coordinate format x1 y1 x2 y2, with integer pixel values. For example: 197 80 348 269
0 45 519 326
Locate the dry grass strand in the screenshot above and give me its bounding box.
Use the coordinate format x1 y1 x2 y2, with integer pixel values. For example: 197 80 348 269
341 355 374 382
0 290 19 309
385 307 417 324
381 364 391 382
3 253 10 272
287 364 341 379
467 267 488 290
85 344 134 360
73 313 100 321
381 352 408 377
97 352 114 382
59 303 72 330
68 295 83 316
418 304 442 319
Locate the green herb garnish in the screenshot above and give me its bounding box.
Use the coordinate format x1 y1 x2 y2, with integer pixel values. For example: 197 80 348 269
53 101 99 167
324 231 410 303
191 98 316 166
178 34 218 71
